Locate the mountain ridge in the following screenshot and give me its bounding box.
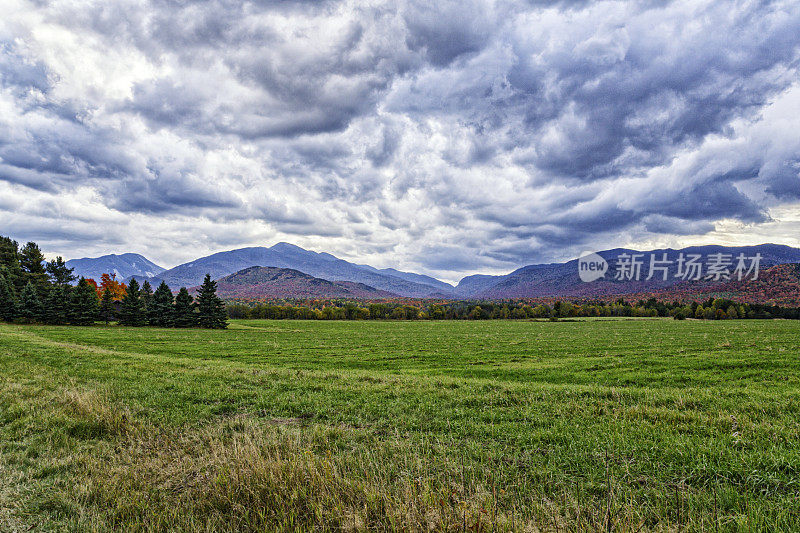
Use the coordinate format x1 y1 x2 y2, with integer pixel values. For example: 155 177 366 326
470 244 800 299
207 266 398 300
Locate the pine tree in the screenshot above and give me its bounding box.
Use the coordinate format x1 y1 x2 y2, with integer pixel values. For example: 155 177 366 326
19 242 48 288
100 287 114 324
46 256 76 286
173 287 197 328
118 278 146 326
0 271 19 322
71 277 99 326
141 280 153 324
196 274 228 329
18 282 42 322
150 281 175 327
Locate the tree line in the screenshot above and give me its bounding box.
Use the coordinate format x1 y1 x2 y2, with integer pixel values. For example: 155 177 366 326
0 236 227 329
226 297 800 321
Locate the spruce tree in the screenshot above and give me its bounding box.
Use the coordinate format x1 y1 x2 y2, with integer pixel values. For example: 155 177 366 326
173 287 197 328
71 277 99 326
118 278 146 326
0 271 19 322
150 281 175 327
19 282 42 322
42 285 70 325
46 256 76 286
196 274 228 329
100 287 114 324
141 280 153 323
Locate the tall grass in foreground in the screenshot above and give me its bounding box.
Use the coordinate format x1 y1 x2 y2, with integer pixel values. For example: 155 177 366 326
8 387 739 532
1 319 799 531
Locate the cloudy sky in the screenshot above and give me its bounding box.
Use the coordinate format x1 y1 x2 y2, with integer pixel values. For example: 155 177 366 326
2 0 800 282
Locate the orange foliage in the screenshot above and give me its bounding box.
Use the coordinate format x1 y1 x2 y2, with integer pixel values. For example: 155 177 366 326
99 273 127 301
86 278 99 296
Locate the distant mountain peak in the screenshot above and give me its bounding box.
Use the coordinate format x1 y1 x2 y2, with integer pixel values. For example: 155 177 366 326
66 253 165 282
270 242 308 252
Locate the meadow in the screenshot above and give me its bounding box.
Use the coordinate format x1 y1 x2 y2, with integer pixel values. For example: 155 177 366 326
1 318 799 531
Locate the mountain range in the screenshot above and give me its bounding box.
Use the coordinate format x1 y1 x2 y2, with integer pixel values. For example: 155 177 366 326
461 244 800 299
129 242 452 298
65 242 800 302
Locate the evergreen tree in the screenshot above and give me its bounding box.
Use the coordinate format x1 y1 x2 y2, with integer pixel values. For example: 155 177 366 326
0 271 18 322
19 241 48 288
71 277 99 325
18 282 42 322
118 278 146 326
141 280 153 323
196 274 228 329
173 287 197 328
0 236 19 267
0 236 24 293
42 285 71 325
150 281 175 327
100 287 114 324
46 256 76 286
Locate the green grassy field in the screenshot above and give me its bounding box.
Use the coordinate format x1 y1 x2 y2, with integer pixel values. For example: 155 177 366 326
1 319 799 531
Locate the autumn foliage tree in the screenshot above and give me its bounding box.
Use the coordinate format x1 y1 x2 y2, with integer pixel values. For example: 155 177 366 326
99 273 127 300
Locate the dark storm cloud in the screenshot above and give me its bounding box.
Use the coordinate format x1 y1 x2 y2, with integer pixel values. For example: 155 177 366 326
0 42 50 93
400 0 800 181
652 182 767 223
402 0 494 67
763 159 800 199
97 1 421 140
2 0 800 274
643 216 715 236
109 173 243 214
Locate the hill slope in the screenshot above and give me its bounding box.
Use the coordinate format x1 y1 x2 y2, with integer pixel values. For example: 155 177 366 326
209 266 398 300
66 253 165 281
692 263 800 306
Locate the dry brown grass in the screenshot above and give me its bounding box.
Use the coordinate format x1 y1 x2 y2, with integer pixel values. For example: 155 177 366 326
78 416 529 532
